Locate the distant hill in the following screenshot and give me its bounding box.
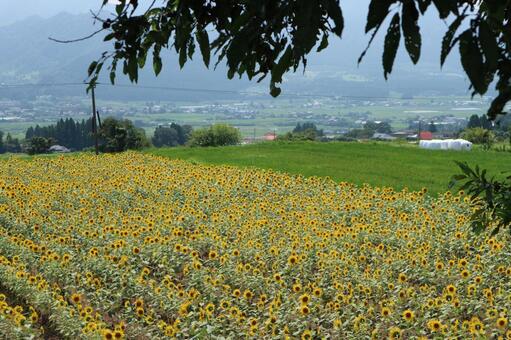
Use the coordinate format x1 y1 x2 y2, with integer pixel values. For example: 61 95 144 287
0 8 475 101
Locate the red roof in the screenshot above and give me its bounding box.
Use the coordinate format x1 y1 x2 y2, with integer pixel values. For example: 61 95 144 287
419 131 433 140
264 132 276 141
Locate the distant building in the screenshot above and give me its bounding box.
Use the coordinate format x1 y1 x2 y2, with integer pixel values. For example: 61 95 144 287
264 132 277 141
391 131 411 139
419 131 433 140
372 133 396 141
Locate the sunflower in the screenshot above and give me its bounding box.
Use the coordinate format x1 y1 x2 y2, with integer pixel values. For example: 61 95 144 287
298 304 310 315
135 307 144 317
427 319 442 332
205 303 215 314
381 307 391 317
113 330 124 339
496 317 508 330
102 330 114 340
388 327 403 339
288 255 298 265
70 293 81 304
402 309 415 322
301 329 312 340
299 294 310 305
312 287 322 297
469 319 485 335
292 283 302 293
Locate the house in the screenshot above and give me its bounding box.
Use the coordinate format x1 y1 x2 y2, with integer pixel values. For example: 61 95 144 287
419 131 433 140
372 133 396 141
264 132 277 141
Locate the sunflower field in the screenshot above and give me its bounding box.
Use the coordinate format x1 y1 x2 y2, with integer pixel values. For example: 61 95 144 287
0 153 510 339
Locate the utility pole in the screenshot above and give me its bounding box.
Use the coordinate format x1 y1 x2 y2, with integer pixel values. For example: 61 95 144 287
418 120 421 142
91 84 99 155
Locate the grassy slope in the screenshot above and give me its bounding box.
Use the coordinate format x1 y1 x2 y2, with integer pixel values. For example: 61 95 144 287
147 142 511 195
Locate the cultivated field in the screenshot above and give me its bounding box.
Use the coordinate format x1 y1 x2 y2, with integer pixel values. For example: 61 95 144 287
147 142 511 195
0 153 510 338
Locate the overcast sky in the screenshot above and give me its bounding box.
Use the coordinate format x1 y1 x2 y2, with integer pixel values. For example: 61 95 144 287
0 0 124 26
0 1 370 26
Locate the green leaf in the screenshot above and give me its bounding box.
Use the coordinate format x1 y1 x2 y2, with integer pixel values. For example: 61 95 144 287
196 29 211 68
441 15 465 66
317 34 329 53
432 0 452 19
478 20 499 71
366 0 393 33
487 88 511 120
471 220 486 234
179 47 187 68
270 82 282 97
382 13 401 80
327 0 344 36
459 30 487 94
116 3 125 16
104 33 116 42
110 71 116 84
359 22 383 64
138 51 147 69
127 57 138 82
153 56 162 76
88 61 98 77
402 2 421 64
272 47 293 84
417 0 432 14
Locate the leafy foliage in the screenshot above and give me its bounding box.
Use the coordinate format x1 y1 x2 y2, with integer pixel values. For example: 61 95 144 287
99 117 150 152
467 114 494 130
89 0 345 98
188 124 241 147
460 127 495 149
1 133 21 154
25 137 54 155
152 123 192 147
88 1 511 121
450 162 511 235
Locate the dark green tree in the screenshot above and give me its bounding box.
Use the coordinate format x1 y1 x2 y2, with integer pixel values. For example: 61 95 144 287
88 0 511 120
0 131 4 154
365 121 392 134
292 122 324 136
152 126 179 147
189 124 241 147
152 124 192 147
4 134 21 153
26 118 95 150
26 137 53 155
99 117 150 152
428 121 437 133
467 114 481 129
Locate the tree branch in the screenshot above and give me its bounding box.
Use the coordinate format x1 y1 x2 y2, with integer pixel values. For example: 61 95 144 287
48 27 105 44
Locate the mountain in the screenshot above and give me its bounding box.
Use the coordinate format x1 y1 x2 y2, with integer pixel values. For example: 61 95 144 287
0 6 474 101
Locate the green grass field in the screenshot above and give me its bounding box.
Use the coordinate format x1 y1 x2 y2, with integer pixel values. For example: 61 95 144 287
146 141 511 195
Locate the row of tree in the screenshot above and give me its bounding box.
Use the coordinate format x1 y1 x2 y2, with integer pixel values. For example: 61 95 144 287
26 118 95 151
278 122 324 141
0 119 244 155
0 131 22 154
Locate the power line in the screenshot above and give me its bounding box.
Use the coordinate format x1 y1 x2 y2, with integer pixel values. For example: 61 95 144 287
0 82 87 88
0 81 490 101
